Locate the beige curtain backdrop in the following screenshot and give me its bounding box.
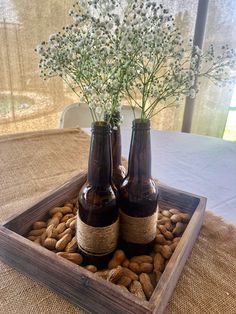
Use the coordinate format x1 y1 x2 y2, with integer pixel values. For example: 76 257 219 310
191 0 236 137
0 0 235 136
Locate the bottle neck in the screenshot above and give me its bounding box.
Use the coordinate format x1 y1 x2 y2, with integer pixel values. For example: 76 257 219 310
87 122 112 187
128 119 151 179
104 110 121 129
104 110 122 169
111 126 122 168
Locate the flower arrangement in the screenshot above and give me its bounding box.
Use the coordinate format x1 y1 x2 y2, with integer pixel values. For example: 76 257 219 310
36 1 128 123
36 0 236 124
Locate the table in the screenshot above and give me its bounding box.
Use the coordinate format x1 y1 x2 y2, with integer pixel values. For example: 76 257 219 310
0 128 236 314
121 129 236 225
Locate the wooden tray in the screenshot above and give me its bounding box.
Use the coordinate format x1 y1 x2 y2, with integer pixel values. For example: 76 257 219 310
0 172 206 314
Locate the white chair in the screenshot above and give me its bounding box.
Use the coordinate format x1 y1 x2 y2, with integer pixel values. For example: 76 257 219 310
60 103 141 128
60 103 92 128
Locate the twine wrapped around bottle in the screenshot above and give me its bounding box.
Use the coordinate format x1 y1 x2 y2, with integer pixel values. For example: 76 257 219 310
76 214 119 255
119 208 158 244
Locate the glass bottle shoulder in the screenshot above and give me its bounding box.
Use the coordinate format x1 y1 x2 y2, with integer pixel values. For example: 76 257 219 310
79 183 116 207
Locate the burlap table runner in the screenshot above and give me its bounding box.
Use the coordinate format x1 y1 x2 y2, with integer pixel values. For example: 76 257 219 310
0 129 235 314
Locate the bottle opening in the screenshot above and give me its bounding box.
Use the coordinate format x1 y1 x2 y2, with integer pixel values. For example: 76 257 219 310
104 111 121 121
104 111 121 128
91 121 111 133
132 119 150 130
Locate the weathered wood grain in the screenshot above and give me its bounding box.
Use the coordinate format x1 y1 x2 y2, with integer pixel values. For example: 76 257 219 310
3 171 87 235
0 173 206 313
0 226 149 314
149 196 206 313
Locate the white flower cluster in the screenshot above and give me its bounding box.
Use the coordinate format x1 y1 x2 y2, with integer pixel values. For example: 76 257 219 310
36 0 236 122
197 44 236 87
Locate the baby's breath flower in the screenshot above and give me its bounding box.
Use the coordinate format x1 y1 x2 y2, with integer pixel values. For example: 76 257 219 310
35 0 236 122
95 106 102 114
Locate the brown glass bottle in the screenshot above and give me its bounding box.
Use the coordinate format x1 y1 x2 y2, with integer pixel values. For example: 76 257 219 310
118 119 159 257
77 122 119 269
104 111 126 189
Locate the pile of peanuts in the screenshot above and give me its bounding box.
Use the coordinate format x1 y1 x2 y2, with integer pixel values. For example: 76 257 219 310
26 202 191 301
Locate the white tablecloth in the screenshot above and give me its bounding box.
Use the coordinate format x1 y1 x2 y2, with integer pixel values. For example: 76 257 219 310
121 129 236 225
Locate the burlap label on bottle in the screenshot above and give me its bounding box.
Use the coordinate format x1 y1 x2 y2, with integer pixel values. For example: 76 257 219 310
119 207 158 244
76 213 119 256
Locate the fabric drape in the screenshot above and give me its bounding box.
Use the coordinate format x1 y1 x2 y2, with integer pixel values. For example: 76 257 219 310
0 0 235 136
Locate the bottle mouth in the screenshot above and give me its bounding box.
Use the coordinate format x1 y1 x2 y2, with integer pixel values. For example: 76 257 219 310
91 121 111 133
104 110 121 121
132 119 150 130
104 110 121 128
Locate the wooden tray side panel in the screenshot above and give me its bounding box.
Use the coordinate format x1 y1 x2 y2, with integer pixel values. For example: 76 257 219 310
158 185 200 214
0 226 150 314
149 197 206 313
4 172 87 235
